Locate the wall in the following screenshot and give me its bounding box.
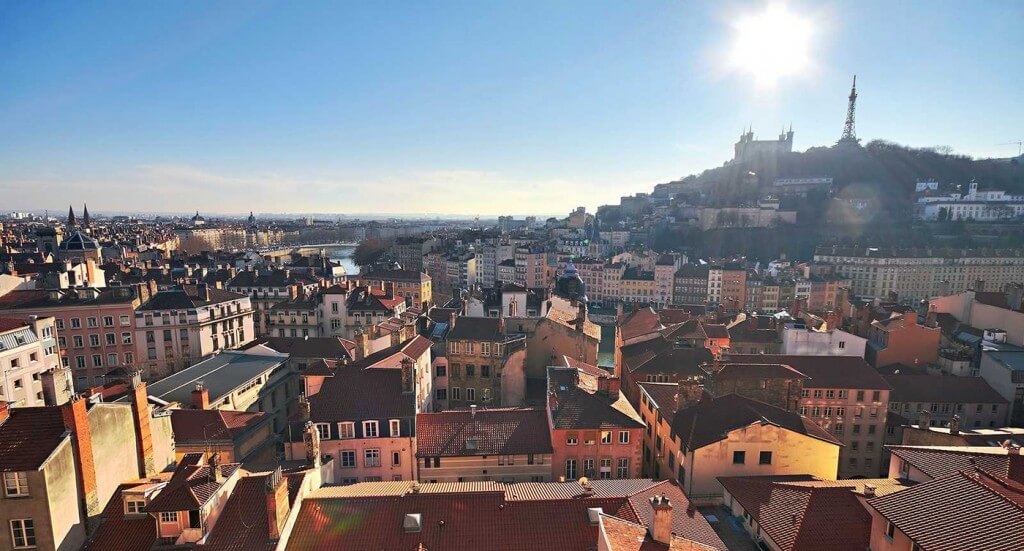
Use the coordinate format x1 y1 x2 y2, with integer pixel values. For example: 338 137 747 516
88 404 142 512
520 318 599 381
551 427 644 482
416 454 552 483
781 328 866 357
0 438 83 551
499 348 527 407
685 424 839 501
288 437 416 484
866 507 914 551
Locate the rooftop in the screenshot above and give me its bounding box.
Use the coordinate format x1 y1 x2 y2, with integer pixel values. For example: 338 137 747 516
416 408 552 457
120 351 287 406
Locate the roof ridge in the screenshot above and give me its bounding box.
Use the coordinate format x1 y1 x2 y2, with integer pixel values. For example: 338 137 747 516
969 469 1024 512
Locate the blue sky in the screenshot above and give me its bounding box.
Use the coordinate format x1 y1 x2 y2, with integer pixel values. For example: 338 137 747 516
1 1 1021 216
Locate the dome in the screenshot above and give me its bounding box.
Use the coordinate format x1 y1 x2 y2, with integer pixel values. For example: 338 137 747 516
60 231 100 251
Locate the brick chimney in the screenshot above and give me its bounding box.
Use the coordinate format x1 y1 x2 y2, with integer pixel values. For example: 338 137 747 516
128 370 155 477
918 409 931 429
197 282 210 302
401 357 415 395
648 494 673 545
298 393 311 421
597 376 621 401
265 468 290 540
62 395 100 519
191 382 210 409
209 453 224 483
674 380 704 411
41 366 73 406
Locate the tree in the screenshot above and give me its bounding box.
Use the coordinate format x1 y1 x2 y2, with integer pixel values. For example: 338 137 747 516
353 238 391 266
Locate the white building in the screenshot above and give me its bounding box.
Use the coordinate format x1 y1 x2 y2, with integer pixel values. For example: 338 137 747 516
781 323 866 357
916 180 1024 221
0 316 62 406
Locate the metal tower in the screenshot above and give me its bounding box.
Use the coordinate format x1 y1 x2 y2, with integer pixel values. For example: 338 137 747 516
838 75 859 145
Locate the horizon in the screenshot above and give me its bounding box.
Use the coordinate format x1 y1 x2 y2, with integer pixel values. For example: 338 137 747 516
2 1 1022 215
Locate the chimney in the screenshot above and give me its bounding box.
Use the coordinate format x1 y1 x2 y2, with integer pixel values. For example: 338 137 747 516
354 329 370 360
197 282 210 302
448 311 457 329
649 495 673 545
209 453 226 483
298 393 311 421
401 357 415 395
674 380 704 411
265 468 290 540
128 370 155 477
470 404 477 418
918 409 931 429
0 400 9 425
974 279 985 292
41 366 74 406
598 376 621 401
949 414 961 436
863 484 876 497
191 382 210 410
925 303 937 328
62 395 100 518
303 421 322 466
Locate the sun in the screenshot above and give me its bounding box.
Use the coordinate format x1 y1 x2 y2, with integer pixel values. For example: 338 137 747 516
729 3 813 87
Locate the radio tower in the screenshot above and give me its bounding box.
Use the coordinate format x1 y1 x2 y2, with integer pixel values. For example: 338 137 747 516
838 75 860 145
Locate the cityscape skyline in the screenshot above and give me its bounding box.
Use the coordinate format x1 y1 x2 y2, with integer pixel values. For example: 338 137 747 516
2 1 1022 215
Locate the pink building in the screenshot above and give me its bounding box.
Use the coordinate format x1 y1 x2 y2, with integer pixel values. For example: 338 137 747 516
0 285 152 390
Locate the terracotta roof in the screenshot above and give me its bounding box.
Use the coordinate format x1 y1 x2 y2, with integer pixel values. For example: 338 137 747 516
448 316 505 341
620 308 664 341
82 482 163 551
0 318 29 333
416 408 553 457
146 461 240 512
0 406 68 471
714 363 809 381
308 364 413 423
599 513 719 551
725 354 891 390
549 368 645 430
286 479 726 551
543 306 601 340
671 394 841 451
171 409 267 444
563 355 612 378
202 474 279 551
869 470 1024 551
718 476 910 551
888 446 1024 480
622 341 713 377
882 374 1007 404
638 382 685 417
702 324 729 339
658 308 696 325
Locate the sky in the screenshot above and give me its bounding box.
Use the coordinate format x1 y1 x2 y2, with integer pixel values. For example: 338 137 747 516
1 0 1022 216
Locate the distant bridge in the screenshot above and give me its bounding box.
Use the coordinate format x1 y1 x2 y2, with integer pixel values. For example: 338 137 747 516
259 242 359 259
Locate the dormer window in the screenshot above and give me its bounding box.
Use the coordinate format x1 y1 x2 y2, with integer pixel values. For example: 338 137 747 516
125 497 146 515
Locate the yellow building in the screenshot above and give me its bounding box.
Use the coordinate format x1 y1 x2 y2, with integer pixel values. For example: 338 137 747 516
637 384 840 504
362 269 433 309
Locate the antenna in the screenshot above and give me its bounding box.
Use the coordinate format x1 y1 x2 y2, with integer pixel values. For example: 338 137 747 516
997 141 1023 156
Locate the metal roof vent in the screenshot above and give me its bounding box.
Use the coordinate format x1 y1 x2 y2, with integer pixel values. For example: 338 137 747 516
403 513 422 533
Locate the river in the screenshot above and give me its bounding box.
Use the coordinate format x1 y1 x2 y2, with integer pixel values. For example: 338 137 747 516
326 246 360 277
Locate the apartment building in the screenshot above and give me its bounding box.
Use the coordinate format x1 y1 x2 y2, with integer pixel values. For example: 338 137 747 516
864 312 940 368
514 245 548 289
0 316 60 407
135 284 255 378
673 264 708 305
445 317 527 408
0 285 151 390
813 245 1024 301
361 269 432 309
225 268 320 336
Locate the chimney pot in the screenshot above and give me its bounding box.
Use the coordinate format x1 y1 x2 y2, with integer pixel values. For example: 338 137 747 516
949 414 961 435
863 484 877 497
649 494 673 544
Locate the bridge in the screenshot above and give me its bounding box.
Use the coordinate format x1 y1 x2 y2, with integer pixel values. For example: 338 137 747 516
258 242 359 260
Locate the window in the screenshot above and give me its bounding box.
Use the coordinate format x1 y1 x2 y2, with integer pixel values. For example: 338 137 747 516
92 355 102 367
87 317 98 328
759 451 772 465
617 458 629 478
55 319 64 330
872 391 881 402
481 342 491 356
75 356 86 369
363 420 379 438
120 315 131 326
856 390 865 401
4 473 28 497
733 451 746 464
800 389 809 398
435 388 447 401
885 521 895 540
813 390 823 398
449 341 460 355
70 318 81 329
338 422 355 439
566 436 578 446
466 365 475 377
836 407 846 416
159 512 178 523
315 423 331 440
481 365 490 378
73 335 84 348
466 388 476 402
838 341 845 349
826 390 835 399
122 332 132 345
340 451 356 468
619 431 629 444
565 459 577 479
126 499 146 514
451 387 461 400
436 365 446 377
392 451 401 466
601 431 612 444
10 519 35 548
799 406 808 415
364 449 381 467
389 419 401 437
838 390 847 399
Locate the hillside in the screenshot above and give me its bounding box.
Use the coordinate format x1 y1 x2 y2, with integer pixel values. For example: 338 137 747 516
679 140 1024 211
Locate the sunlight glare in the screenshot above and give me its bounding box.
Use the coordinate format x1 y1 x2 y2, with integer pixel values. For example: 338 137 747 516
729 4 813 87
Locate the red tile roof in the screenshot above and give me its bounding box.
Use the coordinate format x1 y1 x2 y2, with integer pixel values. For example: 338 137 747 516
0 406 68 471
620 308 664 341
714 363 809 381
171 409 267 443
202 474 278 551
882 373 1007 404
717 476 879 551
308 364 414 423
0 318 29 333
416 408 552 457
869 470 1024 551
888 446 1024 480
146 462 240 512
725 354 891 390
82 482 162 551
671 394 841 451
549 368 645 430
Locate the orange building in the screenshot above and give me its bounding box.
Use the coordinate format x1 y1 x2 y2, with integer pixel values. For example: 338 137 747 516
865 313 940 368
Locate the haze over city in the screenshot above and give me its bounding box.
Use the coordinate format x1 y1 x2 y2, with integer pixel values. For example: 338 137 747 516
2 1 1021 215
